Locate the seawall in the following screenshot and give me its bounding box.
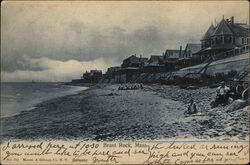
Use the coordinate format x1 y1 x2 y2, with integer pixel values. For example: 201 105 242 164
175 52 249 77
104 53 249 83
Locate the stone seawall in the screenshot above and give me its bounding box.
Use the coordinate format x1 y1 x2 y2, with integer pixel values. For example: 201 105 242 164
103 53 249 83
175 52 249 77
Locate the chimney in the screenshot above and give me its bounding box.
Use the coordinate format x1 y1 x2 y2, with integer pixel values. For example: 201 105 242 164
231 16 234 24
179 45 182 58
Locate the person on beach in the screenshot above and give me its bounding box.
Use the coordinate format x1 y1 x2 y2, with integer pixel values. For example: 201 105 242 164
215 81 230 105
140 83 143 89
185 98 198 115
235 81 244 99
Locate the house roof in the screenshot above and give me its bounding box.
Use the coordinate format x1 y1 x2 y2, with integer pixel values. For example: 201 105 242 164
236 23 250 29
144 55 163 66
165 49 180 54
212 19 234 36
202 18 249 40
202 24 215 40
149 55 163 61
229 23 249 36
185 43 201 54
165 49 184 58
147 55 164 65
107 66 121 72
124 55 139 63
108 66 120 69
139 57 148 62
123 55 148 63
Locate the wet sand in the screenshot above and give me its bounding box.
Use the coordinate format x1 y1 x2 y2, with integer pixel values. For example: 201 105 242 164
1 84 249 141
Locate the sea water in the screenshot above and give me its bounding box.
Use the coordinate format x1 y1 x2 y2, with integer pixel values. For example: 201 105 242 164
0 82 87 118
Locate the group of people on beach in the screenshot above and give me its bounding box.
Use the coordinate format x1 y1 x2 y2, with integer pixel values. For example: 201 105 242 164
185 81 249 115
118 84 143 90
211 81 248 108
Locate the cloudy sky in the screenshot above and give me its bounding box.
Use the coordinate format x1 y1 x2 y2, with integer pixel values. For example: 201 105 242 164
1 1 248 82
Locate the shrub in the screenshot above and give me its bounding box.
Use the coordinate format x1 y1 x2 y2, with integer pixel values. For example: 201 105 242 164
201 74 214 82
227 70 237 78
215 72 226 82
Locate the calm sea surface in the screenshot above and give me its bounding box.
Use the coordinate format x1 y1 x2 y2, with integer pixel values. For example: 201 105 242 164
1 82 87 118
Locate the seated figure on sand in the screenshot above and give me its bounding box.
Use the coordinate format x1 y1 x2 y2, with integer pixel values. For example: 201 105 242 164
140 83 143 89
211 81 231 108
185 98 198 115
234 81 249 101
235 81 245 99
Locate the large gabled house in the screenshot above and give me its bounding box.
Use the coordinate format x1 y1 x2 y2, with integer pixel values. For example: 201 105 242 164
164 49 184 61
162 47 185 71
144 55 165 72
114 55 148 83
183 43 201 59
106 66 121 79
121 55 148 68
147 55 164 66
77 70 103 83
196 16 250 60
181 43 202 66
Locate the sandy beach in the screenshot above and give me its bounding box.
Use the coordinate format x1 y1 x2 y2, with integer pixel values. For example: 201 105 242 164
1 84 249 141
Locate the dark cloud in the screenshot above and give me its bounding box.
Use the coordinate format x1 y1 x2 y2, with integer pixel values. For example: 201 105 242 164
2 20 170 72
1 1 248 81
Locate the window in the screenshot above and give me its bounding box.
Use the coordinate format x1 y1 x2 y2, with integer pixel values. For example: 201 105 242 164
242 38 249 44
216 36 222 44
205 40 211 47
225 36 232 43
211 38 215 45
189 50 192 57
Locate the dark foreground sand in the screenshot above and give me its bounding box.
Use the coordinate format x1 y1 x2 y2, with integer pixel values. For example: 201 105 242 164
1 84 249 141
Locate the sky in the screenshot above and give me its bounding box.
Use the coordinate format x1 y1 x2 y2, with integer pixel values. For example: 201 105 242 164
1 1 249 82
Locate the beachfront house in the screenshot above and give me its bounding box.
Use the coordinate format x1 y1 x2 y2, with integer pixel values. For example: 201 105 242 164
147 55 164 65
144 55 165 72
163 49 184 60
106 66 121 76
106 66 121 80
121 55 148 68
163 47 185 71
196 16 250 61
183 43 201 59
181 43 202 66
112 55 148 83
82 70 103 83
72 69 103 83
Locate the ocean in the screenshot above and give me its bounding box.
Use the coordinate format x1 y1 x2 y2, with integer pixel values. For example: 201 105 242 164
0 82 87 118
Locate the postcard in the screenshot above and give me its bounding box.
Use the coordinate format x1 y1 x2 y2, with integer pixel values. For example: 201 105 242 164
1 0 249 164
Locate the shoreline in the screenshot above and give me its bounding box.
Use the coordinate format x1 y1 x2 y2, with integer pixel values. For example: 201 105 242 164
1 83 249 142
0 83 89 119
